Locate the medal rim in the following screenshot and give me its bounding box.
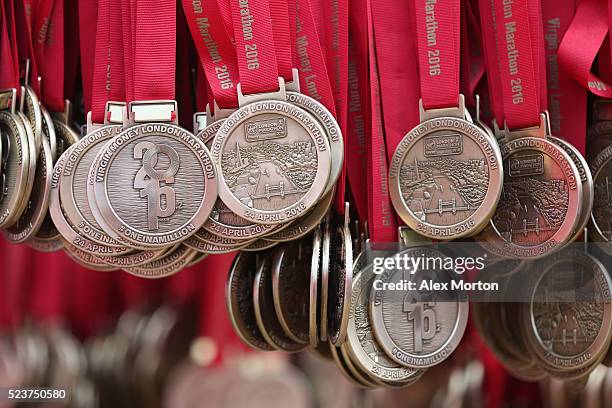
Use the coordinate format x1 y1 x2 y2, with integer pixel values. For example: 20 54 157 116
388 116 503 240
212 100 332 225
369 247 470 368
479 136 583 259
93 123 218 248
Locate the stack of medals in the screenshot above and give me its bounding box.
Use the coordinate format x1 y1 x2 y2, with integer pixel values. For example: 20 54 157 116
0 0 80 253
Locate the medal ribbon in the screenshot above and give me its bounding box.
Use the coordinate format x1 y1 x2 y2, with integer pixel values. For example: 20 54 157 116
229 0 279 95
132 0 175 102
270 0 293 82
0 0 20 92
558 0 612 99
366 0 396 242
413 0 460 110
90 0 110 123
14 0 40 94
182 0 239 109
78 0 97 114
480 0 546 130
36 0 64 112
345 0 368 224
542 0 586 153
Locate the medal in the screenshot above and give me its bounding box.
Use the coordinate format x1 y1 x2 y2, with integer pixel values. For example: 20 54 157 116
208 0 332 226
89 0 218 251
309 224 323 347
387 0 503 241
123 245 197 279
477 0 583 258
370 246 469 368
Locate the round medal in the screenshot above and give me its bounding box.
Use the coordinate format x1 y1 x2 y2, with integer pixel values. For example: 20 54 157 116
345 267 423 385
309 225 323 347
520 250 612 372
548 136 593 243
0 110 35 228
328 343 375 389
388 116 503 240
211 100 331 225
2 136 53 242
183 236 242 254
63 242 118 271
319 216 331 342
226 251 275 351
370 246 469 368
92 123 218 248
589 144 612 251
480 137 582 258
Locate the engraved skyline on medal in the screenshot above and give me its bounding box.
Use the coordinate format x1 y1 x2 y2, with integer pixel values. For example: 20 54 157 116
220 127 319 211
399 132 490 226
494 150 570 245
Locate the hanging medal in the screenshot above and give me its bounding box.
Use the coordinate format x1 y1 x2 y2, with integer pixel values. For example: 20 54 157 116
88 0 218 251
210 0 332 226
478 0 583 258
387 0 503 241
0 0 37 230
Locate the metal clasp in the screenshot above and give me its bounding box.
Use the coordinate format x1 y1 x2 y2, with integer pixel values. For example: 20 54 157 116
285 68 301 93
419 94 467 122
127 100 178 125
494 112 549 141
193 111 208 134
86 101 126 134
237 77 287 107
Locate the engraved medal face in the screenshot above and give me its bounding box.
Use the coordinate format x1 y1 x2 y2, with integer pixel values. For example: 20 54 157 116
226 251 275 351
481 137 582 258
521 250 612 372
123 245 196 279
272 240 312 344
0 111 34 228
253 256 307 352
370 247 469 368
286 92 343 194
92 123 218 248
183 235 242 254
389 117 503 239
21 86 42 152
197 120 277 240
211 100 331 225
345 267 423 384
328 221 353 346
2 136 53 243
60 125 128 247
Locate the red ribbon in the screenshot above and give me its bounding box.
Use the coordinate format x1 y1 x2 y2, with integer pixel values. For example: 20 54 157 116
229 0 279 94
182 0 240 109
413 0 461 110
78 0 97 114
